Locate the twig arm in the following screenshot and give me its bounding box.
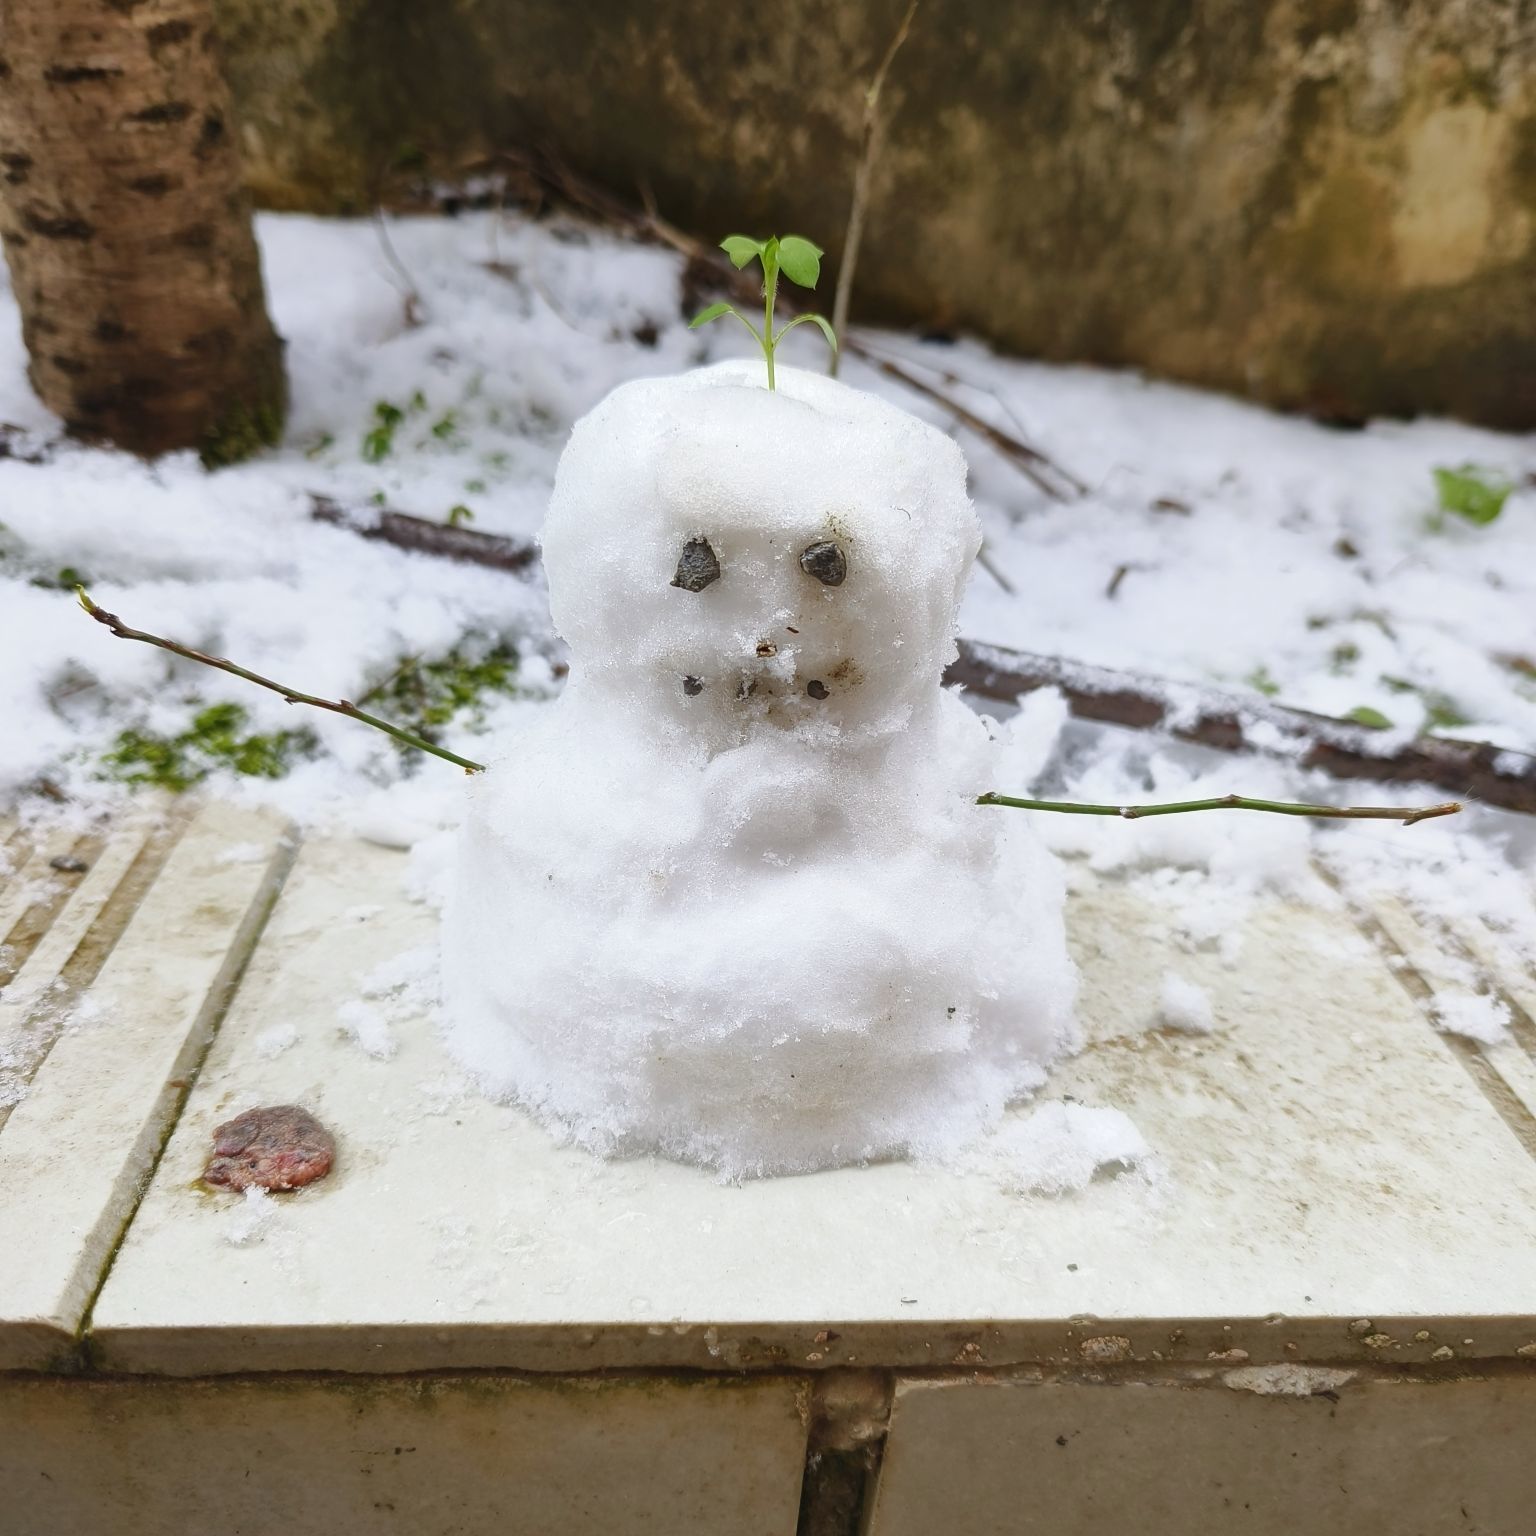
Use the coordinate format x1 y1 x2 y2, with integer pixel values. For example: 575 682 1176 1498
76 588 486 775
977 791 1461 826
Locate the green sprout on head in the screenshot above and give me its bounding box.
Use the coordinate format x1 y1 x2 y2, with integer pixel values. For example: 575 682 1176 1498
690 235 837 390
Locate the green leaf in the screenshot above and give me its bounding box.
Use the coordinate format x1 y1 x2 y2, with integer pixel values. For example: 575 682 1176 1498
1425 696 1472 731
1244 665 1280 698
446 504 474 527
690 302 735 329
1433 464 1512 526
776 235 823 288
776 313 839 353
803 313 838 351
1347 705 1393 730
720 236 764 270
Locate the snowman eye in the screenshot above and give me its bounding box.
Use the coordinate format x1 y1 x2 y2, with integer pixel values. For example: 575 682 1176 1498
670 538 721 592
799 540 847 587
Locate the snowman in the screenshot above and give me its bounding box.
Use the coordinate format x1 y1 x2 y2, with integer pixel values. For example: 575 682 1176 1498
441 360 1078 1178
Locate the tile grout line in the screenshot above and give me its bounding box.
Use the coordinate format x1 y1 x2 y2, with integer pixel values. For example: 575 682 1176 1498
74 822 304 1366
0 809 193 1137
1340 889 1536 1164
0 829 106 987
1465 917 1536 1071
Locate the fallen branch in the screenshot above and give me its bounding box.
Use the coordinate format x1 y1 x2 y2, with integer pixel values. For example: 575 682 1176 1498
951 638 1536 816
309 494 539 576
850 340 1087 498
77 589 486 775
829 0 919 378
978 791 1460 827
75 592 1458 825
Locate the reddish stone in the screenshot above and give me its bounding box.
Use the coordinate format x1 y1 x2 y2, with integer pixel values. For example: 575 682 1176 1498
203 1105 335 1192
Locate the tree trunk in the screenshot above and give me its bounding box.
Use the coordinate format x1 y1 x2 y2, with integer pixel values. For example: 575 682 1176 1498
0 0 285 462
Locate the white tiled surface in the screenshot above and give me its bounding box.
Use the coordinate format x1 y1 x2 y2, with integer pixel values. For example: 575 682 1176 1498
38 820 1532 1376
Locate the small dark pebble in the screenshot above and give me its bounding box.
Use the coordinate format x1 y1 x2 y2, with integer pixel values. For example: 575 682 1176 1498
755 640 777 657
49 854 88 874
800 540 847 587
204 1104 335 1192
682 675 703 696
671 537 721 592
806 679 829 700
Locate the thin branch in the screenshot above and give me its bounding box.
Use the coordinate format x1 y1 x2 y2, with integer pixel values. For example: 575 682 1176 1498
850 338 1088 497
976 543 1016 594
77 589 486 775
830 0 918 378
977 791 1462 826
372 206 423 327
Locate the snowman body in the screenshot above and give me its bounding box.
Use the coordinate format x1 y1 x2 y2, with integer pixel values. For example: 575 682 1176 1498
442 361 1077 1177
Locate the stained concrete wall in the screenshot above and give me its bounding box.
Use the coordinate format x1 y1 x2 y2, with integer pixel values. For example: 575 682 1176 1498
214 0 1536 428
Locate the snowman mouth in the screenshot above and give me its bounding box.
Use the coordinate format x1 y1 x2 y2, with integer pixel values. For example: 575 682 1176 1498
682 655 860 709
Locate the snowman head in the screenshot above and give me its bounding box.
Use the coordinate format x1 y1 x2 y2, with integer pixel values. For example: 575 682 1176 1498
540 361 981 746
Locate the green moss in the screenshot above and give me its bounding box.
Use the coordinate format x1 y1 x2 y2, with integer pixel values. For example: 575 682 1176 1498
365 640 523 750
1374 674 1470 731
1244 665 1281 698
201 399 285 470
1424 696 1472 732
102 702 316 791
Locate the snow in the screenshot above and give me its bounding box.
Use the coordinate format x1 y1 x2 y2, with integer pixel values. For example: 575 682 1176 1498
951 1100 1153 1196
336 999 395 1060
1222 1364 1355 1397
1158 971 1217 1034
1429 990 1512 1046
1 203 1533 1183
442 363 1079 1177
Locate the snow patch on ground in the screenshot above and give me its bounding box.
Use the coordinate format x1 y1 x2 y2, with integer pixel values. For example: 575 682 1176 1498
953 1101 1154 1196
1429 990 1512 1046
1223 1364 1355 1397
1158 971 1217 1034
